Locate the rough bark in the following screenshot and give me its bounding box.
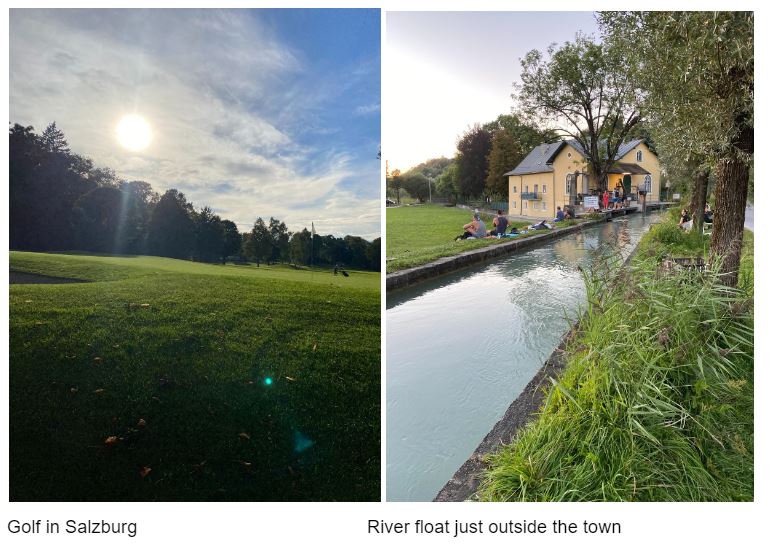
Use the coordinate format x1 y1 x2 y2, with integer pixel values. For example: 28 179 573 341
690 169 709 235
710 157 748 287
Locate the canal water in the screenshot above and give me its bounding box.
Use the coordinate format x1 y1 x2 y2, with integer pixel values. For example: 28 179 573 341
386 212 662 501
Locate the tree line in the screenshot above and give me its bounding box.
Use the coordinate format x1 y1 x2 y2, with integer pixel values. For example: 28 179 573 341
387 114 556 203
9 123 380 271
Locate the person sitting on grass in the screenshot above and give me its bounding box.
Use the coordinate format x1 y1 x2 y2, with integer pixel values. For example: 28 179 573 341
679 208 693 231
488 209 509 237
564 206 576 220
704 204 714 224
554 207 565 222
455 211 486 241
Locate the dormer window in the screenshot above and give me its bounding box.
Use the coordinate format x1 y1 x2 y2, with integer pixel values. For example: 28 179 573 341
636 150 643 162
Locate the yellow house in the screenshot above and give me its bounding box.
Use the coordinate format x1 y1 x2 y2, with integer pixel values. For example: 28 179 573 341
504 139 660 219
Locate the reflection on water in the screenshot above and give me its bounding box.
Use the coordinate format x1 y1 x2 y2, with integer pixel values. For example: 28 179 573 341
386 213 660 501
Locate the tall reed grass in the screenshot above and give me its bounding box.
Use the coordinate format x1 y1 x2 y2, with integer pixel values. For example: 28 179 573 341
477 229 753 501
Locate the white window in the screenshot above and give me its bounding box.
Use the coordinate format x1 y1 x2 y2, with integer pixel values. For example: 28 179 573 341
643 174 652 192
636 150 643 162
512 186 518 193
524 201 528 209
525 185 529 193
542 201 547 210
542 184 547 193
512 201 517 209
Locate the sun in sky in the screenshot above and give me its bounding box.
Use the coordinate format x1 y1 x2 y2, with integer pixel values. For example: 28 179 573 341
116 114 153 151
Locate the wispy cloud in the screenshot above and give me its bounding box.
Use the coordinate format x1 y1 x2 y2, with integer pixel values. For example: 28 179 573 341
355 103 381 116
10 9 381 240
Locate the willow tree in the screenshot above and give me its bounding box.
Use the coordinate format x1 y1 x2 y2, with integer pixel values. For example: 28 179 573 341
515 33 641 190
600 11 753 286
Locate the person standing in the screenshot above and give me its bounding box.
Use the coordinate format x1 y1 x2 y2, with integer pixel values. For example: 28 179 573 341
602 190 610 210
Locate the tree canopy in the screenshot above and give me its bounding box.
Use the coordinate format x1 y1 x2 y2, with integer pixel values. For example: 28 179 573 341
515 33 641 188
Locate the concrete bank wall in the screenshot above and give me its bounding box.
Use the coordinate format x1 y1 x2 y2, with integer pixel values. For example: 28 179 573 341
386 219 605 292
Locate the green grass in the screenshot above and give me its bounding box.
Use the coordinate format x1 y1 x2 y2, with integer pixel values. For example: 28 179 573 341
386 204 582 273
9 251 380 501
477 218 754 502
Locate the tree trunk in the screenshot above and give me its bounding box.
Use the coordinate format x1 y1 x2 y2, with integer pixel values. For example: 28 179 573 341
709 157 748 287
690 168 709 235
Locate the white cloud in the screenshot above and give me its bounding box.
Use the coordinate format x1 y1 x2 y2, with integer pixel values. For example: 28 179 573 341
9 9 380 240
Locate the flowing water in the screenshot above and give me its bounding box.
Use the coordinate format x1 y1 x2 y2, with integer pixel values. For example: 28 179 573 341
386 213 662 501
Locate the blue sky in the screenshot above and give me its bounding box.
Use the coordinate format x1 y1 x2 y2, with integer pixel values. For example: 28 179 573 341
386 11 599 171
10 9 381 239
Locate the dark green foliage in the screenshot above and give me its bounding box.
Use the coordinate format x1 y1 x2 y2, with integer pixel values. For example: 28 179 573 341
193 207 226 262
244 218 272 265
147 190 196 259
221 220 243 259
400 172 432 202
456 124 493 198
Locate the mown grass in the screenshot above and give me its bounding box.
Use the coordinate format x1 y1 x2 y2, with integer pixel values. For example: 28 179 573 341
477 217 753 502
9 251 380 501
386 204 582 273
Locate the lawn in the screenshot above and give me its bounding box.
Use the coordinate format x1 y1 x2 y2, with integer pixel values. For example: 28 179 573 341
477 218 754 501
9 251 380 501
386 205 536 273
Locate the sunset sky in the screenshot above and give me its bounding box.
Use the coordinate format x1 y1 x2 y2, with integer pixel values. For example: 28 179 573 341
385 11 599 172
10 9 381 240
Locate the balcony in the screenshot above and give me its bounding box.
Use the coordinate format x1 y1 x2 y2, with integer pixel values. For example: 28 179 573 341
521 192 541 200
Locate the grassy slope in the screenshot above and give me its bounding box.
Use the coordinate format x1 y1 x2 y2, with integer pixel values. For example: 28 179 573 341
9 251 379 501
386 205 533 273
477 222 754 501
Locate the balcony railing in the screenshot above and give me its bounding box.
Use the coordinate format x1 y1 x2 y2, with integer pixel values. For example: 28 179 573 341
521 192 541 200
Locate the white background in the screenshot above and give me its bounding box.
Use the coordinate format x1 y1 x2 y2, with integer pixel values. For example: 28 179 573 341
2 1 768 544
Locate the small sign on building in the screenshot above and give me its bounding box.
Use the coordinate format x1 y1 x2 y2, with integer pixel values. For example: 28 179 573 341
584 195 599 209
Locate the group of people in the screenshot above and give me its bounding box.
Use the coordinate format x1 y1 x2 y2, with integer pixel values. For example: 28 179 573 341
602 187 628 210
455 207 576 242
455 209 510 240
679 204 714 231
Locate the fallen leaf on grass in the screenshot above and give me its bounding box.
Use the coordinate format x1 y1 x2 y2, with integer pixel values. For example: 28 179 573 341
93 389 105 394
312 344 317 352
139 467 152 478
93 357 103 364
34 321 45 325
140 303 150 308
238 432 250 440
112 344 120 349
137 419 146 428
24 299 33 303
285 376 296 382
104 436 119 446
70 387 79 394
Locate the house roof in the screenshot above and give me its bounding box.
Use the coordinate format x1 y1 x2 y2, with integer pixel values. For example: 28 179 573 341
567 138 646 161
503 141 566 176
505 138 654 177
607 162 650 175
